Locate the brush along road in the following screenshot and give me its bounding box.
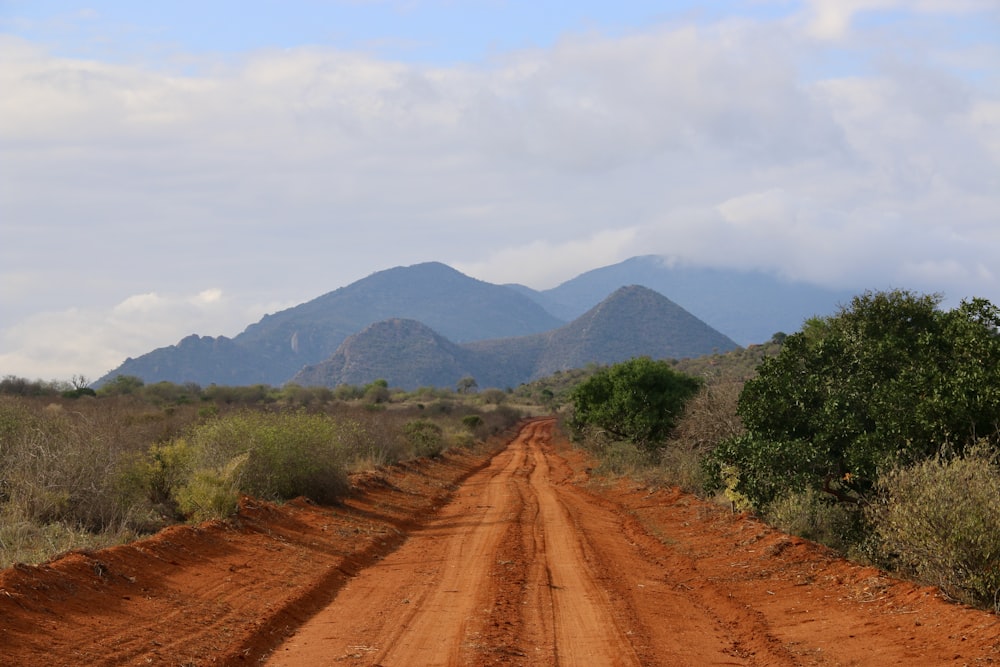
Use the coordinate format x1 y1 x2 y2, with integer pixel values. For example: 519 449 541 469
2 418 998 665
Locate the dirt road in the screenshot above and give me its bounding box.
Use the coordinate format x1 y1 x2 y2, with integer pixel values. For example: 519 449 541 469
265 418 649 666
2 418 998 665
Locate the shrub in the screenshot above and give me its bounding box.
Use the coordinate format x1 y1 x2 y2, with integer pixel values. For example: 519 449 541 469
869 443 1000 610
593 440 654 477
652 445 713 495
479 388 506 405
444 428 475 450
0 399 144 530
345 411 407 469
765 488 866 554
403 419 445 458
173 457 245 523
655 381 745 494
179 411 351 514
568 357 702 450
132 439 197 509
720 291 1000 510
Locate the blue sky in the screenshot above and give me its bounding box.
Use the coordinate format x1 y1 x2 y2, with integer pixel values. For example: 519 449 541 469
2 1 999 380
5 2 781 64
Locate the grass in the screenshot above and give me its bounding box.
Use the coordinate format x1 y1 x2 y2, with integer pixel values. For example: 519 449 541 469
0 386 526 567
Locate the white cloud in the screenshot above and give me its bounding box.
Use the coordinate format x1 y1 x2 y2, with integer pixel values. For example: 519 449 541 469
452 228 639 289
797 0 997 40
0 289 280 381
1 5 999 379
799 0 897 40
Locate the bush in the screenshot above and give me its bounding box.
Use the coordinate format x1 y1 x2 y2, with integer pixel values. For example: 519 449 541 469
718 291 1000 510
0 399 145 530
593 440 655 477
869 443 1000 610
173 459 244 523
403 419 445 458
765 488 866 555
568 357 702 449
130 439 197 510
177 411 352 515
655 381 745 494
461 414 484 431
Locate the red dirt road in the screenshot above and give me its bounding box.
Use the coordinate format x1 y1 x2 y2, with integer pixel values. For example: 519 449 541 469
2 418 999 666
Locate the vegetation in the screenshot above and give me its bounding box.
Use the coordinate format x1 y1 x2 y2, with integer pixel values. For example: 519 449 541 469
564 290 1000 612
869 443 1000 610
567 357 702 450
8 287 1000 611
708 290 1000 509
0 379 526 568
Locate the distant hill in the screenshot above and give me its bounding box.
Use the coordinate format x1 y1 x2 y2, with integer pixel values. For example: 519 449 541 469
293 286 740 390
511 256 857 345
96 256 851 389
469 285 740 386
95 262 564 387
293 319 482 389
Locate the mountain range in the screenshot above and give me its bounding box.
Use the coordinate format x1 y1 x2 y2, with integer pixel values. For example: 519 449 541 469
509 255 855 345
95 256 855 390
292 286 739 390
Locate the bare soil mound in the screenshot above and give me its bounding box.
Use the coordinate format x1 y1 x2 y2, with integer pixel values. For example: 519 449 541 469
1 419 997 666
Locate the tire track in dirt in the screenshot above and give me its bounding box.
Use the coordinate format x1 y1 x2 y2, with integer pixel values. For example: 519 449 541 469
519 424 642 666
265 419 656 666
264 421 532 666
265 418 798 666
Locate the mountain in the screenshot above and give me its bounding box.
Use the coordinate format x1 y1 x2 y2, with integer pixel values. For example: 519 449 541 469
468 285 740 386
95 262 565 387
96 256 851 389
512 256 857 345
292 286 740 390
293 319 482 389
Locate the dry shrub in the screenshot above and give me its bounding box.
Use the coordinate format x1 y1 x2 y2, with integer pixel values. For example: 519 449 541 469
670 380 745 452
178 411 352 513
596 440 655 477
652 381 745 494
764 488 865 554
0 398 149 531
869 442 1000 611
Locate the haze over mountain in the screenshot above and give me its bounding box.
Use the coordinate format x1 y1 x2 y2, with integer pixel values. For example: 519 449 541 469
293 286 739 390
508 256 857 346
96 256 849 389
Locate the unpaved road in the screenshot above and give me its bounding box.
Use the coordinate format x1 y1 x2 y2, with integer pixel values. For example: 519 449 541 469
2 418 999 666
265 418 648 666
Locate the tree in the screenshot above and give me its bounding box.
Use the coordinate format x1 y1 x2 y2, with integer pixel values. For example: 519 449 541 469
568 357 702 449
364 379 390 404
712 290 1000 509
479 388 506 404
456 376 478 394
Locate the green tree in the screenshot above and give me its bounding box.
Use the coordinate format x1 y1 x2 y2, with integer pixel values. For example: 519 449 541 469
712 290 1000 509
568 357 702 449
98 374 145 396
456 376 478 394
364 379 390 404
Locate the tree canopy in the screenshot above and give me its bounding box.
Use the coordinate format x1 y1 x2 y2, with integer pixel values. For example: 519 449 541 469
568 357 702 449
712 290 1000 508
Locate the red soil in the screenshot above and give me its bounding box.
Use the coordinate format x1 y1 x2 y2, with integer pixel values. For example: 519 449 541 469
1 418 997 666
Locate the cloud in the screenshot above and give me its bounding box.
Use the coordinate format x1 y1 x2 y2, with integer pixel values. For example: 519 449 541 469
0 289 285 381
1 5 999 379
452 228 639 289
797 0 998 40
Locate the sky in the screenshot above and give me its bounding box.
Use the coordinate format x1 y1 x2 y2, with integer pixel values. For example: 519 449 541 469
2 0 999 382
